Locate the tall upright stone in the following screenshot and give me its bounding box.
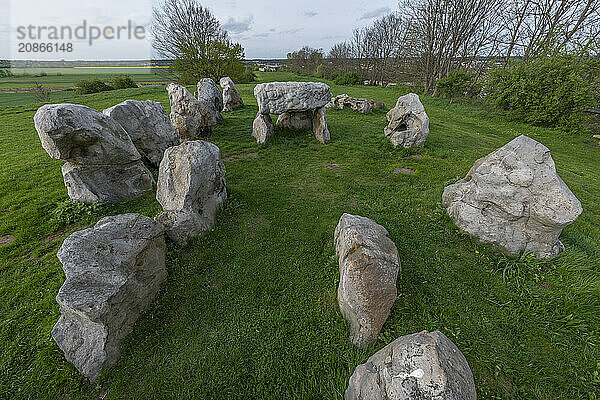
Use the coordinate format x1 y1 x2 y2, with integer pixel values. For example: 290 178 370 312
385 93 429 148
166 83 214 141
155 140 227 246
220 76 244 111
334 213 401 348
195 78 223 124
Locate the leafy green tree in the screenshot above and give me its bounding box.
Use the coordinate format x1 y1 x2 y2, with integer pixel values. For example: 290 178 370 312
172 40 245 84
152 0 246 84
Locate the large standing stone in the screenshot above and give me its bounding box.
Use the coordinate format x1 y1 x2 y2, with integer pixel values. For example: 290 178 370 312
442 135 582 258
166 83 214 141
385 93 429 148
254 81 331 114
252 113 275 144
34 104 154 203
219 77 244 111
345 330 477 400
326 94 373 114
52 214 167 381
195 78 223 124
103 100 179 168
334 213 401 348
155 141 227 246
252 82 332 144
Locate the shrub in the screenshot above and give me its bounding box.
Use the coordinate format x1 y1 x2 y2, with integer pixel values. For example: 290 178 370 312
236 65 256 84
485 55 599 129
33 82 51 102
0 69 13 78
436 69 474 101
75 79 113 95
50 199 104 226
110 75 138 89
334 72 362 85
315 64 324 78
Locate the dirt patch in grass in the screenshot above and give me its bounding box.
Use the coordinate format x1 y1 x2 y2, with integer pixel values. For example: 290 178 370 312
0 234 15 246
393 167 415 175
29 243 60 260
584 142 600 148
223 152 259 162
324 163 342 170
410 154 424 159
43 224 87 243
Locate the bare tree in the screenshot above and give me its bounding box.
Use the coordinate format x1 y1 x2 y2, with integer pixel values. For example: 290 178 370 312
498 0 600 63
399 0 503 93
349 13 404 85
286 46 324 75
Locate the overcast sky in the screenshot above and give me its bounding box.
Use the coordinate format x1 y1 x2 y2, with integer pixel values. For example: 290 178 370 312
1 0 398 60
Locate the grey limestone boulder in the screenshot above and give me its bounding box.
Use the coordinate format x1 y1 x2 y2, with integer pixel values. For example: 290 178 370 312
252 82 332 144
384 93 429 148
276 110 314 130
155 140 227 246
166 83 214 141
219 77 244 111
52 214 167 381
345 330 477 400
442 135 582 258
327 94 373 114
254 81 332 114
252 113 275 144
334 213 401 348
195 78 223 123
34 103 154 203
103 100 179 167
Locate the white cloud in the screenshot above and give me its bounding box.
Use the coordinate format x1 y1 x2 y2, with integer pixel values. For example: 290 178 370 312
359 6 391 20
222 15 254 35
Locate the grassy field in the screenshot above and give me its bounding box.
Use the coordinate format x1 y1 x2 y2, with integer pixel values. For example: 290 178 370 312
0 67 171 107
0 72 598 399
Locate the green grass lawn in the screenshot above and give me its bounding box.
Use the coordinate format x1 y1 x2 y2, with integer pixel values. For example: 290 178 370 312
0 72 598 399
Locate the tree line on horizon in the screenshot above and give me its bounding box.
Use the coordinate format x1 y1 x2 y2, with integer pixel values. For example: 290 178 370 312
286 0 600 131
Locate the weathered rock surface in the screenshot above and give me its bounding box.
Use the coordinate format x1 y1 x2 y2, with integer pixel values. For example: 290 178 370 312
312 107 330 144
155 140 227 246
442 135 582 258
327 94 373 114
369 99 385 110
34 103 154 203
384 93 429 148
252 113 275 144
35 103 141 165
166 83 214 141
103 100 179 167
254 81 332 114
345 330 477 400
220 77 244 111
276 110 314 130
252 82 332 144
334 213 400 348
195 78 223 123
52 214 167 381
61 162 156 204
